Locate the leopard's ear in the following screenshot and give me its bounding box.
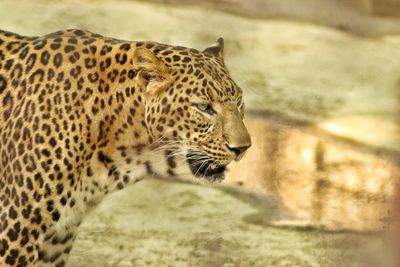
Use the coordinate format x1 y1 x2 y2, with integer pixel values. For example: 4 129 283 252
203 37 224 59
133 47 172 93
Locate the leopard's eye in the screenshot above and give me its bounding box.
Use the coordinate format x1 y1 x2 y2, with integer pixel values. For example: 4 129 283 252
194 103 215 115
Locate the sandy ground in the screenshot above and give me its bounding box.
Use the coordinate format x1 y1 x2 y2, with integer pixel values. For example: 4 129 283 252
0 0 398 266
69 178 386 267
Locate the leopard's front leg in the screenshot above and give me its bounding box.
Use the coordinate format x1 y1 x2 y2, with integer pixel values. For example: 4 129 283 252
36 229 76 267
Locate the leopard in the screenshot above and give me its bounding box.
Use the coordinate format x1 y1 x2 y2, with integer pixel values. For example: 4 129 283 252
0 29 251 267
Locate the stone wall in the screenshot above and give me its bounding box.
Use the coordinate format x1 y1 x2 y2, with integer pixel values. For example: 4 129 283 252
346 0 400 17
372 0 400 17
344 0 372 13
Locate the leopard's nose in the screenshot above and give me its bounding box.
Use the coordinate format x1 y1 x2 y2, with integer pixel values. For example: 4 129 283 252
227 143 251 161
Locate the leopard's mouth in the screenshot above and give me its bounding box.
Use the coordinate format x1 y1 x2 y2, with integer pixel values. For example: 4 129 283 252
186 150 226 182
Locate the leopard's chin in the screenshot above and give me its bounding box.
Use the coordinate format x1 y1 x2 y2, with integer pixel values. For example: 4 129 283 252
186 150 226 182
205 172 225 183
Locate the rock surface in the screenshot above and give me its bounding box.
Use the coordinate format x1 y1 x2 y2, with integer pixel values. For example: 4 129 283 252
227 116 399 231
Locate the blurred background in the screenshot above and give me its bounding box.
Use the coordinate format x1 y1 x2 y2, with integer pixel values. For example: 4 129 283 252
1 0 399 266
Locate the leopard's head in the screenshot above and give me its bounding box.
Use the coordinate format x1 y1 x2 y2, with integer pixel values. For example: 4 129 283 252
134 38 251 181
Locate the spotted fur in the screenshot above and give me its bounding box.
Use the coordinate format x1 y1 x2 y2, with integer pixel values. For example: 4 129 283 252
0 29 251 266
